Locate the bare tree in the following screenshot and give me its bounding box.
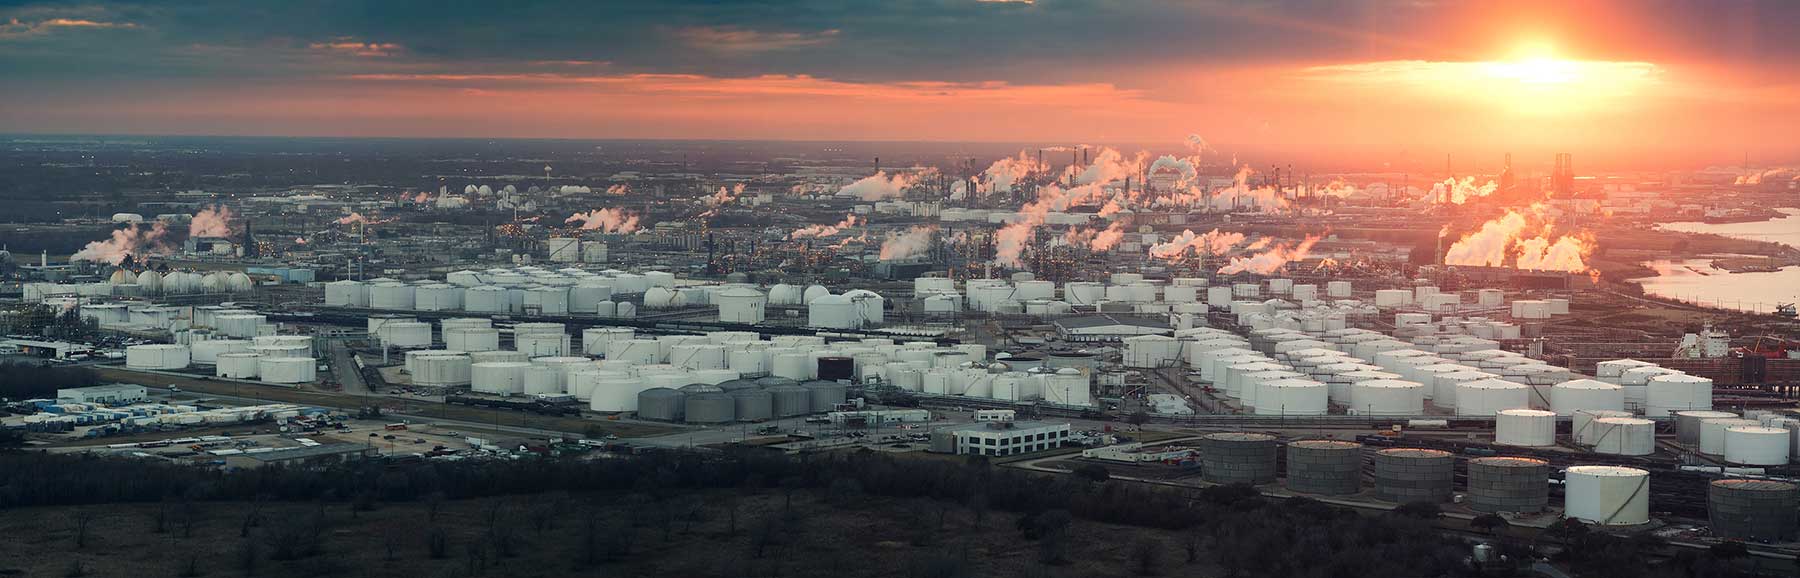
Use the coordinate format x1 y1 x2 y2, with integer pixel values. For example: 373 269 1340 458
72 511 94 549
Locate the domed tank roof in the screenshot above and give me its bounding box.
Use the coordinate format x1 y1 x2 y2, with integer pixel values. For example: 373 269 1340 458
755 376 799 388
802 285 831 304
678 383 725 394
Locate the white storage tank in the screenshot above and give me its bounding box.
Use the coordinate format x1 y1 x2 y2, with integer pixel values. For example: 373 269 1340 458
1725 426 1791 465
514 332 571 357
1511 300 1551 319
1454 378 1530 416
524 286 570 314
569 282 614 313
1646 374 1713 417
1122 335 1181 368
410 352 473 387
444 327 501 352
1702 418 1762 454
257 357 317 384
379 321 433 348
1590 417 1656 456
1495 409 1556 446
1549 379 1625 415
463 286 508 313
1254 378 1328 415
126 344 190 370
1374 289 1413 307
414 284 463 311
471 361 531 395
670 344 728 371
1564 466 1650 525
582 327 636 356
808 294 860 329
324 280 370 307
369 282 416 310
215 352 261 378
1325 281 1352 298
605 339 662 365
1349 379 1425 415
715 287 768 324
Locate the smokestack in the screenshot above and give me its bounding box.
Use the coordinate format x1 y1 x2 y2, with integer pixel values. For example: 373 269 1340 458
874 157 880 175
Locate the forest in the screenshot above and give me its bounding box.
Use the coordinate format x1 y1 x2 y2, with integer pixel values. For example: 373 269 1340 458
0 448 1762 578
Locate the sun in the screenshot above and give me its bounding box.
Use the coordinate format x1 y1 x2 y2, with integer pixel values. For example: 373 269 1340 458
1487 41 1583 84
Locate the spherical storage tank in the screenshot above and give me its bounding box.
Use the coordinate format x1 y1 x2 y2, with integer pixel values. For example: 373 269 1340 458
324 280 369 307
1496 409 1556 446
257 357 317 384
1724 426 1790 465
636 388 686 421
1709 479 1800 541
1564 466 1650 525
126 344 190 370
1372 448 1455 503
215 352 260 378
715 287 767 324
1467 457 1550 513
683 392 737 424
1200 433 1277 485
1284 440 1363 495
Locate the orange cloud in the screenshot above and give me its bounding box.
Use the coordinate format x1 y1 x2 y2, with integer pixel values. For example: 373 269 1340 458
0 16 136 38
674 26 839 53
308 38 402 57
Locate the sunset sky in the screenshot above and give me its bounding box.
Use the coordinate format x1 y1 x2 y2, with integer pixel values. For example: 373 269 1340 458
3 0 1797 168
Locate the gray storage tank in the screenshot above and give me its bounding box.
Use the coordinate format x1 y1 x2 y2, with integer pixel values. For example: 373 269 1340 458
1709 479 1800 541
756 376 799 388
716 379 761 392
678 383 725 395
1466 457 1550 513
732 388 774 422
637 387 686 421
803 380 848 413
768 384 812 417
1284 440 1363 495
1372 448 1456 503
1675 410 1739 445
1200 432 1278 485
684 392 737 424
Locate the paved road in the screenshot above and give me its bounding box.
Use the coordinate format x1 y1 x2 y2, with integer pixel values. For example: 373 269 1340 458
329 342 368 395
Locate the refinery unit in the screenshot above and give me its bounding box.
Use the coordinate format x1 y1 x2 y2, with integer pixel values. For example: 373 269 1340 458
2 139 1797 564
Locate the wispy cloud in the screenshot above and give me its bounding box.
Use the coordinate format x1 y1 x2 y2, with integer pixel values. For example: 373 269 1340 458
0 16 137 39
308 38 403 57
674 26 839 53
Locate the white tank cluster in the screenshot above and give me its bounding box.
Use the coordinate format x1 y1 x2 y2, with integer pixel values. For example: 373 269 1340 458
1593 358 1713 417
27 270 252 304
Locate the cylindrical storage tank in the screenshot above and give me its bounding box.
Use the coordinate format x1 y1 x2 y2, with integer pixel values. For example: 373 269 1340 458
771 353 810 380
1549 379 1625 416
1590 417 1656 456
257 357 317 384
807 294 859 329
513 332 571 357
729 348 771 377
1466 457 1551 513
215 314 267 338
324 280 369 307
1724 426 1790 465
1255 379 1328 415
1572 409 1635 445
248 344 310 358
471 361 530 395
1709 479 1800 541
1495 409 1556 447
369 282 416 310
1677 410 1740 445
445 328 501 352
816 356 854 382
1646 374 1713 417
1455 379 1530 416
1702 418 1761 454
470 350 529 364
683 392 737 424
216 352 261 378
1200 433 1277 486
636 388 686 421
581 374 641 410
463 286 508 313
689 369 741 385
581 327 635 356
569 283 614 314
126 344 190 370
670 344 728 371
191 339 250 364
440 318 492 332
523 286 570 314
1372 448 1455 503
1326 281 1352 297
1348 380 1425 415
803 381 848 413
1564 466 1650 525
1284 440 1363 496
414 284 462 311
379 321 432 348
768 385 812 417
725 388 772 422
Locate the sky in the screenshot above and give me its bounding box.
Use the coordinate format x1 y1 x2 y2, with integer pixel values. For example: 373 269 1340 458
2 0 1798 169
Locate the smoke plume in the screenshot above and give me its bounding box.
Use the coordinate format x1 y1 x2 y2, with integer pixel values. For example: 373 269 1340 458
878 226 935 260
1430 177 1498 204
189 205 236 238
1218 235 1322 275
1148 228 1244 260
565 208 642 233
837 171 924 201
73 222 173 265
790 214 860 239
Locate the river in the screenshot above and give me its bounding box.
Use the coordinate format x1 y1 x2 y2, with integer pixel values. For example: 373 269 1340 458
1657 207 1800 250
1636 209 1800 314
